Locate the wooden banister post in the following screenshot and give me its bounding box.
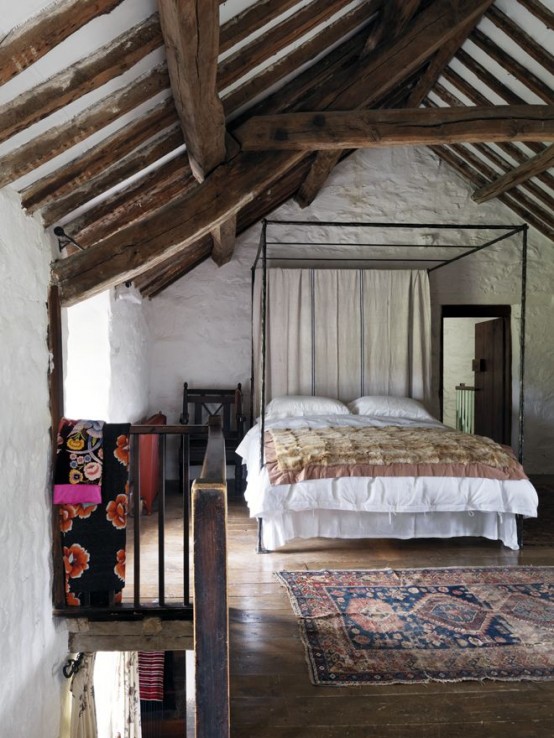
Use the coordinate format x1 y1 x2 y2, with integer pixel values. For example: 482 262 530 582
192 415 230 738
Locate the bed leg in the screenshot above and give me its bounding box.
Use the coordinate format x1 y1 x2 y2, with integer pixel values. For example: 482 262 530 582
516 514 524 548
256 518 270 554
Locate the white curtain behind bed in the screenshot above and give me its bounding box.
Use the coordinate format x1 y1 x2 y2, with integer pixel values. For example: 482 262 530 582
253 268 431 411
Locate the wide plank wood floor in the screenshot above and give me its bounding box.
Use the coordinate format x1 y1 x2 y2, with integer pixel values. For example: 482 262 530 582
226 497 554 738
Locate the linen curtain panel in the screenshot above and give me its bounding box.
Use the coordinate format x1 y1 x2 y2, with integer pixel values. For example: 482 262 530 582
253 268 431 412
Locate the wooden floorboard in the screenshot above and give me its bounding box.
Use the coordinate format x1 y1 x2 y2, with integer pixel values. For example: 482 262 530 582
225 496 554 738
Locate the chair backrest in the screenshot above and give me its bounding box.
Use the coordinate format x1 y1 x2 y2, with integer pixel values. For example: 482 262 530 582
180 383 244 439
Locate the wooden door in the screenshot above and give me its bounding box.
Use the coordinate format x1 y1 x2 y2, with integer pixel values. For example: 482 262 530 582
473 318 510 444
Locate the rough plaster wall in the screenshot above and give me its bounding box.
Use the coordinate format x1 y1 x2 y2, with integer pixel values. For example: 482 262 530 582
146 146 554 474
108 287 150 422
64 287 150 423
64 291 111 420
0 188 67 738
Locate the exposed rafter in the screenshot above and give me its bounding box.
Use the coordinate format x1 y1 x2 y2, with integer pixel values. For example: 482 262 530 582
0 65 170 189
238 105 554 150
0 14 163 146
295 0 494 207
158 0 226 182
472 144 554 203
0 0 126 85
211 216 237 267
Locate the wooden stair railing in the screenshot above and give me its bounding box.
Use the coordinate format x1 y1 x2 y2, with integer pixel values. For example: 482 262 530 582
192 414 230 738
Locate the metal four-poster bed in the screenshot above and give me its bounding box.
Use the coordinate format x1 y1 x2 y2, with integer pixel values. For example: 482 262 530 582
239 220 536 553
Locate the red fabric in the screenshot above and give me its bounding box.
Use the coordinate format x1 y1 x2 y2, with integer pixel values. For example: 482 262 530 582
138 651 165 701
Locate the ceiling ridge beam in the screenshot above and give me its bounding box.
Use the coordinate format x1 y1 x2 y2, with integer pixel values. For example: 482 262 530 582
21 98 178 212
473 144 554 203
0 13 163 147
0 0 126 86
0 64 170 189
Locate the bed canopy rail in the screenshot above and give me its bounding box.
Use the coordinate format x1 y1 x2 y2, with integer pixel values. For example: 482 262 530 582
251 219 529 468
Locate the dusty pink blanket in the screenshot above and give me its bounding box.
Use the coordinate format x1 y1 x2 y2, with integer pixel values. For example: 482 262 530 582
264 425 527 486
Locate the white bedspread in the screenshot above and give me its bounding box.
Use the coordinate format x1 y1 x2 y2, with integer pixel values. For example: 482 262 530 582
237 414 538 520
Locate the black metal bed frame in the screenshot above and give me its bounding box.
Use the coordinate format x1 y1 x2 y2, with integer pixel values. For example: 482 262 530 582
250 218 529 551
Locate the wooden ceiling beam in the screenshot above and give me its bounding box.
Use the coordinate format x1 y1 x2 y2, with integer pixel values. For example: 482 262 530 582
211 216 237 267
469 28 554 103
362 0 420 55
0 0 126 85
430 83 554 208
137 156 314 298
21 98 178 213
158 0 225 182
53 149 307 305
472 144 554 203
41 126 184 227
294 0 493 207
61 21 374 251
52 0 496 305
219 0 299 55
0 65 170 189
67 154 194 248
218 0 353 91
487 5 554 73
223 2 380 119
441 65 554 191
515 0 554 30
435 143 554 238
238 105 554 150
0 13 163 146
134 235 213 297
431 145 553 239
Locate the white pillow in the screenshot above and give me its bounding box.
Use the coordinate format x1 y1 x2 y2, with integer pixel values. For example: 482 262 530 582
265 395 350 419
348 395 435 421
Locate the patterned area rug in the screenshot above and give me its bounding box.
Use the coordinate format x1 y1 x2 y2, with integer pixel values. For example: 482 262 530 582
277 567 554 686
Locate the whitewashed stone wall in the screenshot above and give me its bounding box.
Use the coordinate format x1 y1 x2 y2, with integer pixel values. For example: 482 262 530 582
0 188 67 738
64 285 150 423
146 146 554 474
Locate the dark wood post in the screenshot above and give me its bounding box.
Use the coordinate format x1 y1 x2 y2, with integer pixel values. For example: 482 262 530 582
192 416 229 738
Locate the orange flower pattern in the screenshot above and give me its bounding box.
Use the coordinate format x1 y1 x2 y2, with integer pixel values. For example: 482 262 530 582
63 544 90 579
59 423 129 606
115 549 126 581
106 494 127 529
114 434 129 467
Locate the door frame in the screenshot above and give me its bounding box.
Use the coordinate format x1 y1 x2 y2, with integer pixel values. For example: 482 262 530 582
440 305 512 443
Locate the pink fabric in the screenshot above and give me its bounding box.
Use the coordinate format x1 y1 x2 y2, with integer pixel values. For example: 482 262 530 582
53 483 102 504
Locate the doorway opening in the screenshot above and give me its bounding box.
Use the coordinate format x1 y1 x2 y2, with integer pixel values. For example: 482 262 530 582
440 305 512 445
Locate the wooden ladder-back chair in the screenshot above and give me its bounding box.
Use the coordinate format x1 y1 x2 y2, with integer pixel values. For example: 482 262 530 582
179 383 245 496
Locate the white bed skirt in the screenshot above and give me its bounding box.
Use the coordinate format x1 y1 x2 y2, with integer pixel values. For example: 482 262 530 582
259 509 520 551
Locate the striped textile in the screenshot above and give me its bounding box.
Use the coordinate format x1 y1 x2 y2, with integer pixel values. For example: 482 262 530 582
138 651 164 702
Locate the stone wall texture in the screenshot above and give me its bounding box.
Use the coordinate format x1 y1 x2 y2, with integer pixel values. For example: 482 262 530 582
0 188 67 738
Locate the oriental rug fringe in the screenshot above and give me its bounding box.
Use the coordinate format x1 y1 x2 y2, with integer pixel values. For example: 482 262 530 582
276 566 554 686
